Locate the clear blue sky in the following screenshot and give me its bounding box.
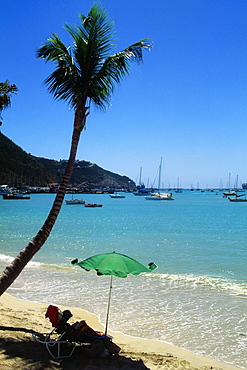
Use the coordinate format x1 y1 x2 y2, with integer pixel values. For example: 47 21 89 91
2 0 247 189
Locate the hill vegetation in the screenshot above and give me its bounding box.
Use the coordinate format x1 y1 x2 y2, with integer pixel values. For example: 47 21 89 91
0 132 134 190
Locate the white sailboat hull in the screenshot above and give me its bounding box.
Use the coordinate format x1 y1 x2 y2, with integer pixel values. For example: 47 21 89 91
145 192 174 200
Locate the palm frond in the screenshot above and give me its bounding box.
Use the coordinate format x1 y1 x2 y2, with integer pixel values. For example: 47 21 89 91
88 38 152 107
0 80 18 111
36 3 151 110
37 34 82 107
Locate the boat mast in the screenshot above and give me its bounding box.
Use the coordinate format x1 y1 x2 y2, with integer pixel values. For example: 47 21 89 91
235 175 238 190
139 167 142 187
158 157 162 192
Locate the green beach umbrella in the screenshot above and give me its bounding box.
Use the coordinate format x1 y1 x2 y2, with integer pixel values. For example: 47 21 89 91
72 252 157 335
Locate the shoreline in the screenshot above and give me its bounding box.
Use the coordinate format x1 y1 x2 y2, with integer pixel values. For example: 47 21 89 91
0 293 242 370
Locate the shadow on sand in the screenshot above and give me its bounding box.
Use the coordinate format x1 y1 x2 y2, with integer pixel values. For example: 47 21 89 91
0 325 150 369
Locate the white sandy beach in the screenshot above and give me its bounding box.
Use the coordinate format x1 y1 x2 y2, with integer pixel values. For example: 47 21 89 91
0 293 242 370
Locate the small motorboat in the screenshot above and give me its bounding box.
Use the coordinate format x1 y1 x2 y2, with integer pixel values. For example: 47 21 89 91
65 199 85 205
2 193 30 200
223 190 237 197
109 193 125 198
228 193 247 202
84 203 103 207
133 189 151 196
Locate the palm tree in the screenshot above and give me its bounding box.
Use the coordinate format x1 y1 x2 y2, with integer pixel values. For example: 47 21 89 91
0 3 151 295
0 80 18 125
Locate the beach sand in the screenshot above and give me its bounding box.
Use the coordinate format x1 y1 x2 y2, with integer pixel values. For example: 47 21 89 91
0 293 242 370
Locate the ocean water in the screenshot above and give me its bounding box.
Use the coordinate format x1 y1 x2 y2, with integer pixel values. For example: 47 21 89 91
0 191 246 368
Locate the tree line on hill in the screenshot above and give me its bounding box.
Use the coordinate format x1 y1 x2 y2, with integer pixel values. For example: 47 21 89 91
0 132 134 190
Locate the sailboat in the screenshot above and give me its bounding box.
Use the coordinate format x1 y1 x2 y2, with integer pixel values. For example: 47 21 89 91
227 175 247 201
145 158 174 200
224 175 243 197
133 167 151 195
65 193 85 204
175 177 182 193
223 172 236 196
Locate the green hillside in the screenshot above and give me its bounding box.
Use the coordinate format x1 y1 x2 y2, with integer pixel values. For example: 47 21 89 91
0 132 134 189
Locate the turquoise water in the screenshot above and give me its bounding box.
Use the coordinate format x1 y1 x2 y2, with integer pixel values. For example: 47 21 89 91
0 191 246 368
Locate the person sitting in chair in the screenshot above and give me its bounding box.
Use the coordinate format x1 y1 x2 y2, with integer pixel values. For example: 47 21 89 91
57 310 103 342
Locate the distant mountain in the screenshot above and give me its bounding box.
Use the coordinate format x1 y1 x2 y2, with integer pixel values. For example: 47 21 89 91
0 132 135 189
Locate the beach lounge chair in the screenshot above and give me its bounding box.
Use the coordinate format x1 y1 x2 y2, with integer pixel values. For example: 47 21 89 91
32 305 80 358
32 305 116 359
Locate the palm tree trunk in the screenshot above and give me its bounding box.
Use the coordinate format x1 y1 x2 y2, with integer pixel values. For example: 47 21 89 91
0 107 88 296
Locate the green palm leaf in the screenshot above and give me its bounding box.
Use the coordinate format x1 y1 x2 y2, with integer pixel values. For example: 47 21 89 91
37 3 152 110
0 80 18 111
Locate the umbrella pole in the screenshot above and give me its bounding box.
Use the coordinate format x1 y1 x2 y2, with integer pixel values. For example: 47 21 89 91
104 275 113 337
